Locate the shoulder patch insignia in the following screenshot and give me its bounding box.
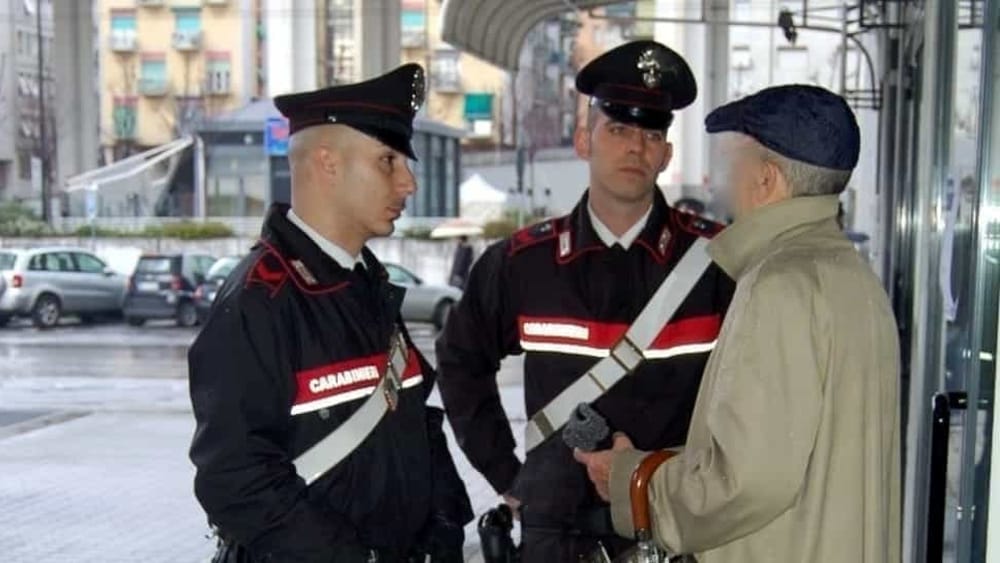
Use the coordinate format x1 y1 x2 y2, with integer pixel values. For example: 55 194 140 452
509 219 558 256
245 252 289 296
290 259 318 286
674 209 725 238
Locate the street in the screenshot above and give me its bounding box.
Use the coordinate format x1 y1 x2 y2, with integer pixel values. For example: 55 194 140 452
0 320 526 562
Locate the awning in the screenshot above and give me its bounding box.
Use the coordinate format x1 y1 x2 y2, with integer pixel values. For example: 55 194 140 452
441 0 620 70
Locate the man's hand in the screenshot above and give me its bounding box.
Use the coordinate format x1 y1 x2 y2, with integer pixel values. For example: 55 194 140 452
573 433 635 501
502 494 521 520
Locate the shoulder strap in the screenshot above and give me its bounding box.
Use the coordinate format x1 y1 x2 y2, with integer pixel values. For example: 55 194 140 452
524 237 714 453
293 328 409 485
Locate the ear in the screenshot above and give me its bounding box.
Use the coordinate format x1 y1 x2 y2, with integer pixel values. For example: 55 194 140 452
316 144 339 178
759 160 787 202
658 141 674 173
574 124 592 161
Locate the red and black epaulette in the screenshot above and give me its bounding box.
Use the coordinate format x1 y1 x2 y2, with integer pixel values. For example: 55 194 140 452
245 250 289 297
672 208 725 239
509 219 558 256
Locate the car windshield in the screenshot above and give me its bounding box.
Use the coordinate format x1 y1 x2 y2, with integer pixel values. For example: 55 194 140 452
206 257 240 280
0 252 16 270
135 257 174 274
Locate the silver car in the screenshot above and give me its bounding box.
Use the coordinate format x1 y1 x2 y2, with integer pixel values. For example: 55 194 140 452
384 262 462 331
0 247 129 328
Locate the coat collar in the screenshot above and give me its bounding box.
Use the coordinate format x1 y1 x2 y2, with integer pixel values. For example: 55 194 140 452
259 203 387 290
556 189 675 264
709 195 841 279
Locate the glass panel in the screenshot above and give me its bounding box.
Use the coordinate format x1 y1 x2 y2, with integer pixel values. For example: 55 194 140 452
135 258 174 275
970 0 1000 558
111 12 136 31
174 8 201 32
74 254 106 274
0 253 15 270
945 17 989 562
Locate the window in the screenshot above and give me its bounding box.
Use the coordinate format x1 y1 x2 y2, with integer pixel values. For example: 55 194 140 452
174 8 201 33
74 253 107 274
111 10 136 32
140 55 167 94
775 46 809 85
136 257 175 275
31 252 75 272
17 151 31 180
401 0 425 48
431 50 460 93
113 96 137 140
206 53 231 95
385 264 416 285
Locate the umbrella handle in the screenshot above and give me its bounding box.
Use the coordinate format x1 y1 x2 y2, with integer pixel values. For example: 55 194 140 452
630 450 676 541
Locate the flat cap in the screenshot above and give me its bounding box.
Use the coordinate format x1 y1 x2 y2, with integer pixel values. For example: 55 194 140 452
273 63 426 159
576 40 696 131
705 84 860 171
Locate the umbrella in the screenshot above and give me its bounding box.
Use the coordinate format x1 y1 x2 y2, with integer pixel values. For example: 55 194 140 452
430 218 483 239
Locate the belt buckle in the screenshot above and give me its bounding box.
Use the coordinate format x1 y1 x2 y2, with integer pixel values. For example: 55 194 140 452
610 335 644 372
382 333 406 411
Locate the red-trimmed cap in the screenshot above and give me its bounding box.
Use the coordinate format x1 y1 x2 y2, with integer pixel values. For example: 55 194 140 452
576 40 696 131
274 63 426 159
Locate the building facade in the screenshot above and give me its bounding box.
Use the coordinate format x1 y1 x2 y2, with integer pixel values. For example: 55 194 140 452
0 0 56 210
98 0 265 157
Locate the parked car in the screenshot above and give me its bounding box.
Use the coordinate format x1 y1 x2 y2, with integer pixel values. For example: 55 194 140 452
123 253 216 327
384 262 462 331
193 255 243 324
0 247 128 328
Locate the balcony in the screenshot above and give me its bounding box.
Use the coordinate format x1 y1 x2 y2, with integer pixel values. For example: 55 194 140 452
137 0 165 7
171 30 202 51
203 0 228 5
139 78 169 96
401 29 425 48
109 31 137 53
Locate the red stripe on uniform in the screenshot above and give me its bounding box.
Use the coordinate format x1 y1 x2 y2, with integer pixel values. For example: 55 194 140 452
518 314 721 351
293 349 421 407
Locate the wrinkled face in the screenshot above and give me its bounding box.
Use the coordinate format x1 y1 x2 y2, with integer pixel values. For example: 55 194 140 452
331 133 416 240
575 110 673 204
712 132 768 220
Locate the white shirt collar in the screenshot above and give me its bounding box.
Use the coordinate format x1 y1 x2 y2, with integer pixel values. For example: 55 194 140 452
587 202 653 249
286 209 363 269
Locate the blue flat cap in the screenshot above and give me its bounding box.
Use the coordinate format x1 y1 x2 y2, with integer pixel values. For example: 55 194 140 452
705 84 860 171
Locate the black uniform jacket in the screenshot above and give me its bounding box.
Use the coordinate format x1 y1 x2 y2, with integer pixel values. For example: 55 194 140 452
435 190 735 522
189 204 472 562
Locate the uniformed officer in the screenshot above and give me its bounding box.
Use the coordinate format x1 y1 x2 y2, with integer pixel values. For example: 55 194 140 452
188 64 473 563
435 41 735 561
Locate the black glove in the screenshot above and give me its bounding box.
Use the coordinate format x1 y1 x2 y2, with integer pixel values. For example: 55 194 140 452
477 504 519 563
413 513 465 563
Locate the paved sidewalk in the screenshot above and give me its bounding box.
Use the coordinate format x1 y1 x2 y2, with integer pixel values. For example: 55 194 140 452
0 374 525 562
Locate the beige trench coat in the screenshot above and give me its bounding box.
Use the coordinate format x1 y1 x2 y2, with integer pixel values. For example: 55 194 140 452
609 195 901 563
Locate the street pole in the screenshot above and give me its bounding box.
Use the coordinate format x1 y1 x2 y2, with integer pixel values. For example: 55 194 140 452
36 0 49 223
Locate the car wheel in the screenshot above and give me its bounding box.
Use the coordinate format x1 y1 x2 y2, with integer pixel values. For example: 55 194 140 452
176 301 198 328
126 316 146 327
433 300 454 332
32 294 61 329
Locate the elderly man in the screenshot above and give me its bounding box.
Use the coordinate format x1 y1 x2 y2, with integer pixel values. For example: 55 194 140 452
188 64 472 563
575 84 901 562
